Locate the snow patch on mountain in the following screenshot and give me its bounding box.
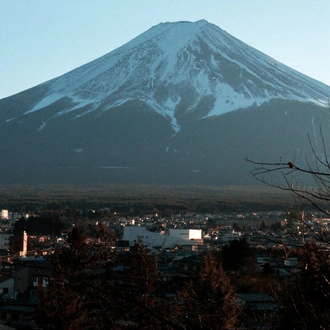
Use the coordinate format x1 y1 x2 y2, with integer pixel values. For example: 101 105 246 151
27 94 63 113
145 96 181 133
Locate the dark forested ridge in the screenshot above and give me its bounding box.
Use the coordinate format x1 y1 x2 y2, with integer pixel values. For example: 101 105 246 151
0 184 293 213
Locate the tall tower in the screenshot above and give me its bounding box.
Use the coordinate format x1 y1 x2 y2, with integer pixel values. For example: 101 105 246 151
20 231 28 257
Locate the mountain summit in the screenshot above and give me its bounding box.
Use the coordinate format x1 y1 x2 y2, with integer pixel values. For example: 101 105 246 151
1 20 330 186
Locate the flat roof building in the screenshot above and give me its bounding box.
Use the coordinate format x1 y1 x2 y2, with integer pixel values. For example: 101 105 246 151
123 226 202 248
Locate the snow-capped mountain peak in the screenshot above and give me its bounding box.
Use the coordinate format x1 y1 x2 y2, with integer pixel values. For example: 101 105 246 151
15 20 330 132
2 20 330 187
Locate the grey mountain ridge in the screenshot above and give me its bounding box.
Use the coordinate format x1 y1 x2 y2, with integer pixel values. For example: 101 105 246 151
1 20 330 186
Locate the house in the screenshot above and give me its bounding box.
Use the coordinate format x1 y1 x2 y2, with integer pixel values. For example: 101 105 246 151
237 293 277 311
0 323 15 329
0 257 51 329
237 293 278 329
12 257 51 303
0 235 11 251
0 305 36 329
0 278 14 301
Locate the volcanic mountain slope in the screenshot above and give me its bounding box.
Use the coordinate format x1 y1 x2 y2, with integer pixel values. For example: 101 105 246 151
1 20 330 185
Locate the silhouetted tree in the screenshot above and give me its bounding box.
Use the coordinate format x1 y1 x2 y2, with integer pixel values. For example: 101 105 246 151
222 238 254 271
34 233 242 329
34 228 118 329
247 125 330 328
247 128 330 241
26 215 68 236
176 253 241 329
275 242 330 329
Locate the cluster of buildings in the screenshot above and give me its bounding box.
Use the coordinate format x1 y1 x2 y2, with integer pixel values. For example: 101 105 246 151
0 207 329 328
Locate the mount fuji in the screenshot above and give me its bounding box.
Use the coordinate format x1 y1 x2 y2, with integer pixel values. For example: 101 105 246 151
1 20 330 186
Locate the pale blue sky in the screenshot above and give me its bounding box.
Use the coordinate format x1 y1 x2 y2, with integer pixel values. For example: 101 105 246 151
1 0 329 99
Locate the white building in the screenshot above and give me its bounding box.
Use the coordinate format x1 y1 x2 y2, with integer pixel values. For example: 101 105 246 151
1 210 8 220
220 230 242 244
123 226 202 248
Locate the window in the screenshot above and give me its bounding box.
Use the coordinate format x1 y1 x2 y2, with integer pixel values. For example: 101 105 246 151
2 288 8 294
23 314 31 322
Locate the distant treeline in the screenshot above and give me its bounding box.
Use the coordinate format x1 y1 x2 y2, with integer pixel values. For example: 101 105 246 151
0 184 298 213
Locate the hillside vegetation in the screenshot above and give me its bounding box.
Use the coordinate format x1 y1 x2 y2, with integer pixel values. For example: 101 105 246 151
0 184 293 213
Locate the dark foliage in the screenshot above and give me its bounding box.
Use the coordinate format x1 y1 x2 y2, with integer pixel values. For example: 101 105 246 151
26 215 68 236
222 238 254 271
33 231 241 329
12 215 68 236
276 243 330 330
34 228 119 329
176 254 240 329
